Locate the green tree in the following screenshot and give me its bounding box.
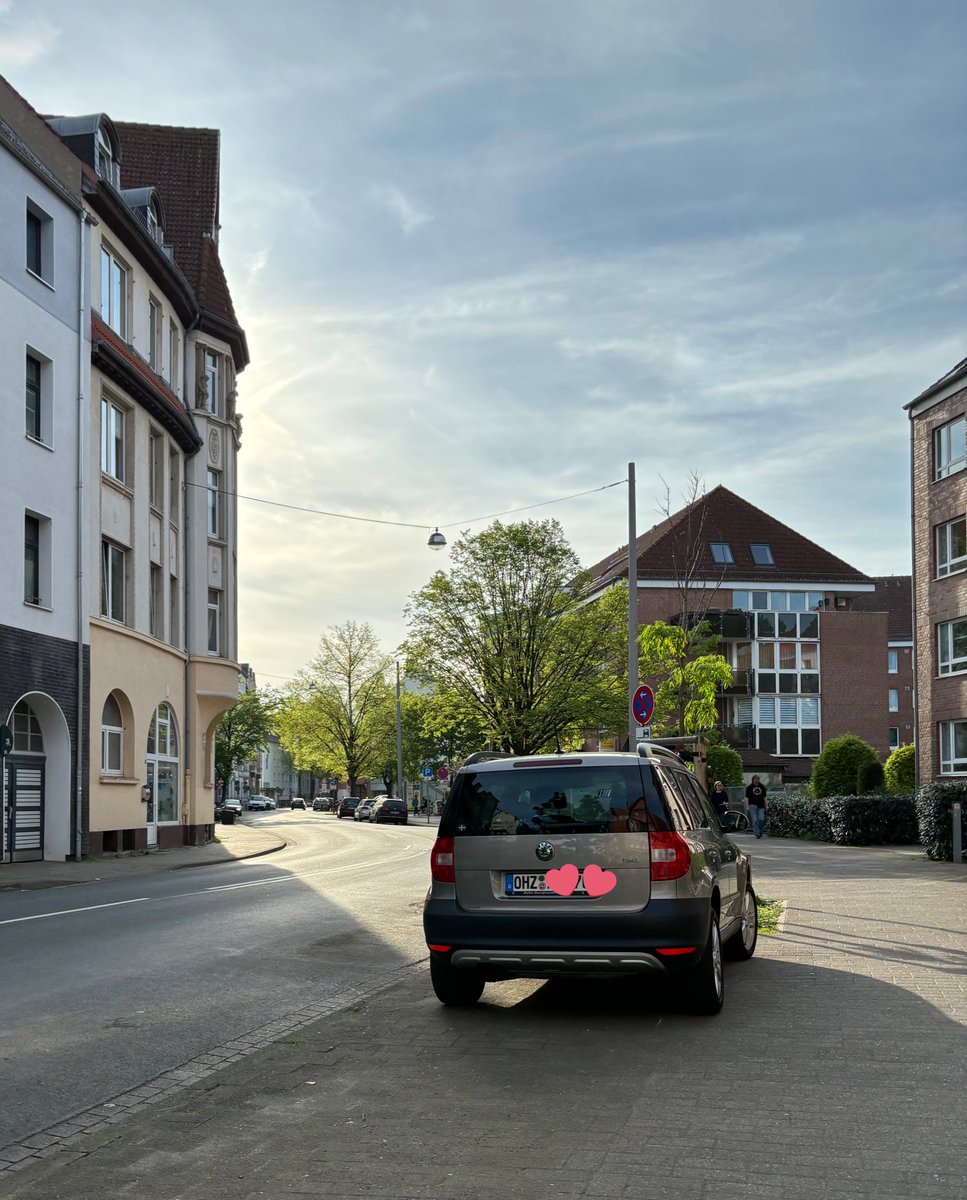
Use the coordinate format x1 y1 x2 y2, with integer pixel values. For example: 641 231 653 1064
214 685 279 786
707 742 744 787
811 734 879 798
884 743 916 792
638 621 733 736
405 520 625 755
277 621 391 793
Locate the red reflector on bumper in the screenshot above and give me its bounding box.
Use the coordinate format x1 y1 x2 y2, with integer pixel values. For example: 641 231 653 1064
655 947 697 956
427 944 451 953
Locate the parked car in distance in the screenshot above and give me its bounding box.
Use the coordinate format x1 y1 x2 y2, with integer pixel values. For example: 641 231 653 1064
247 795 275 811
312 797 328 812
354 800 375 821
423 745 756 1015
290 797 307 810
370 797 408 825
215 797 243 824
337 797 360 819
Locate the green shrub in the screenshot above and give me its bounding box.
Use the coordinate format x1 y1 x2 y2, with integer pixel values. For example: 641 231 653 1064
856 760 885 794
812 734 879 798
765 795 832 842
824 794 917 845
885 744 916 793
916 781 967 861
706 743 743 787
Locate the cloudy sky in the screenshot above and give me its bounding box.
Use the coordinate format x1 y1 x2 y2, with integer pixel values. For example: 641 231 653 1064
5 1 965 684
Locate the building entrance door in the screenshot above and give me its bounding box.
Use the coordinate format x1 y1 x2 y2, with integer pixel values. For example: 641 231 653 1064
3 758 45 863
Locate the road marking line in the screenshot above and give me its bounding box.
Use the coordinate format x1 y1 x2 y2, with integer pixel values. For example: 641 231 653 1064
0 897 151 925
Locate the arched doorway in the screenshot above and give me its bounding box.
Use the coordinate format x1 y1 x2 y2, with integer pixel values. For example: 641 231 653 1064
3 695 71 863
145 702 179 849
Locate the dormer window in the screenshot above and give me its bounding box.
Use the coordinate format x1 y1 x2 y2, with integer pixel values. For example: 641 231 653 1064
710 542 734 565
96 123 120 187
750 543 775 566
146 197 164 246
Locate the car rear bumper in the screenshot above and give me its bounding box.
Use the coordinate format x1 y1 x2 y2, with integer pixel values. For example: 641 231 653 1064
424 897 710 977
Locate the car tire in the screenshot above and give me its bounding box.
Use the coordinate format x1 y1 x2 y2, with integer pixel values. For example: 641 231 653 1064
430 956 484 1007
682 910 724 1016
724 883 758 961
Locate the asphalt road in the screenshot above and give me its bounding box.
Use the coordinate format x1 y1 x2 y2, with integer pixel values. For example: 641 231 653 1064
0 812 434 1147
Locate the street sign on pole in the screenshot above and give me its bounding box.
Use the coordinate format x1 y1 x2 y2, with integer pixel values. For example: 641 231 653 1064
637 725 652 740
633 684 654 726
437 766 450 781
422 766 433 779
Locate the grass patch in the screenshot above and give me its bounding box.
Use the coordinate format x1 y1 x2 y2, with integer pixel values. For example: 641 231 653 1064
756 896 784 935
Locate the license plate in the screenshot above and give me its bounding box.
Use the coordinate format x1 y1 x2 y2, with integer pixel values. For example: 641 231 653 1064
505 872 589 896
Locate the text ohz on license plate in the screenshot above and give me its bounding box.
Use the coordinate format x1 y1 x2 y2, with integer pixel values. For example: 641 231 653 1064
505 872 588 896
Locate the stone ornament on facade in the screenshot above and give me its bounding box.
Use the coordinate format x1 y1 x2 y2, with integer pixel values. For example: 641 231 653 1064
208 427 221 467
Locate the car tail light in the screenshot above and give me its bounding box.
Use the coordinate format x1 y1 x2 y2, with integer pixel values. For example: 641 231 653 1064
650 831 692 881
655 946 697 956
430 836 455 883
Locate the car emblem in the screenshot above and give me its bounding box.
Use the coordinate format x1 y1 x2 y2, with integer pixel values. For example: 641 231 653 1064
535 841 554 862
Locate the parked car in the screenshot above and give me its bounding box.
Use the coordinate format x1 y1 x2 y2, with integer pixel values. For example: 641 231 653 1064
370 797 408 825
215 797 243 824
423 745 755 1014
312 797 328 812
337 797 360 819
354 800 375 821
247 795 275 811
290 797 307 810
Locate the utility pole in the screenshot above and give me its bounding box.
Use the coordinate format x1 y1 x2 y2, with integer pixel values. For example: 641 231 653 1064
628 462 638 751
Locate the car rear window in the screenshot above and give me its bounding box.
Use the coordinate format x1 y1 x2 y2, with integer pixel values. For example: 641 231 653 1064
440 764 668 836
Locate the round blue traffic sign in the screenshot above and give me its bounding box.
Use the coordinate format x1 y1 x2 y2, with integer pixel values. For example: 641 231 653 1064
633 684 655 725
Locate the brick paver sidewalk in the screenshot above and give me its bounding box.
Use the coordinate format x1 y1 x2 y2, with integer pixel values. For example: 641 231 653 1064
0 839 964 1199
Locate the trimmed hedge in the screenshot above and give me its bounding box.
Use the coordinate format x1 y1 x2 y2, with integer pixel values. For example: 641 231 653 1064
764 793 916 846
916 781 967 862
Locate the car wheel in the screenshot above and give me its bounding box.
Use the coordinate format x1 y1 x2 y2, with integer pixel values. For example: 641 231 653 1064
724 884 758 961
682 910 724 1015
430 956 484 1007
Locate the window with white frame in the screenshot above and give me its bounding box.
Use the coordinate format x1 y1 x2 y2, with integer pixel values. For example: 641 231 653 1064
149 564 163 639
24 514 40 605
26 353 42 441
733 590 825 612
207 589 222 655
146 197 164 246
207 469 221 538
938 619 967 676
168 319 180 389
935 417 966 481
936 517 967 577
203 350 220 414
148 298 162 371
888 649 899 674
939 720 967 773
96 123 120 186
169 453 180 526
11 700 43 753
101 693 124 775
149 430 164 508
710 542 734 564
757 696 821 756
889 727 900 751
100 540 126 622
100 397 126 482
888 688 899 712
100 245 128 337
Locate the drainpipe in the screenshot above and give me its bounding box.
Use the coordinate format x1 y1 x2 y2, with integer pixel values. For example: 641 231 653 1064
182 316 200 834
74 209 89 861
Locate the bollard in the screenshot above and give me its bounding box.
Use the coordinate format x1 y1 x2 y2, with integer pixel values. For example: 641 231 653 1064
953 801 963 864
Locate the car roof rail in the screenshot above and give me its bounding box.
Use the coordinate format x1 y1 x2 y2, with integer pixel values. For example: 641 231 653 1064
460 750 516 767
637 742 686 764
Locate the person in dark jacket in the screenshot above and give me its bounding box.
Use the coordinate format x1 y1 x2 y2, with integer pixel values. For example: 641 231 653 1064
745 775 768 837
711 780 730 823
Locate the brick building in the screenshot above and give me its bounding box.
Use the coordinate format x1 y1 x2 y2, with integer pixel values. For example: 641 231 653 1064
587 486 903 779
906 356 967 781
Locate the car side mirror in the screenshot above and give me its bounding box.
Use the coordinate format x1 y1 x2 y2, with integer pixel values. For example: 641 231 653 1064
722 810 750 833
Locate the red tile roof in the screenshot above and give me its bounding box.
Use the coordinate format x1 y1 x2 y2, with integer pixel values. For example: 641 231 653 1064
849 575 913 640
588 485 870 586
113 122 241 332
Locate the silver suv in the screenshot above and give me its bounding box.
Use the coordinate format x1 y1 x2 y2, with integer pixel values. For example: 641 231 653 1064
423 746 756 1015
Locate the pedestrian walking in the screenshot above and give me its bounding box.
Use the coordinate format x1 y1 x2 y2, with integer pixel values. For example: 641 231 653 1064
711 780 729 823
745 775 768 837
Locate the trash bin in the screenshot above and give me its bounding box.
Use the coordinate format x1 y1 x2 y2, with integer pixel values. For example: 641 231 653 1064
220 810 237 825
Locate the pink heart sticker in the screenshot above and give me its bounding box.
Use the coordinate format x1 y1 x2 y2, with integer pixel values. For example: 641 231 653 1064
582 864 617 897
545 863 580 897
